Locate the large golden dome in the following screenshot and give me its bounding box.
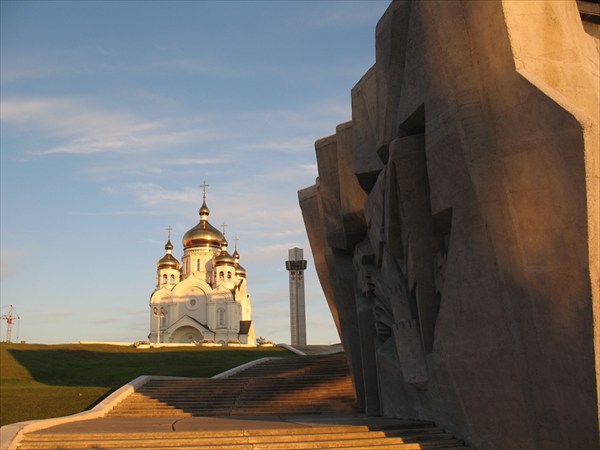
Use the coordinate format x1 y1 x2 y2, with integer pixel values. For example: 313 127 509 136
182 221 224 249
182 200 224 250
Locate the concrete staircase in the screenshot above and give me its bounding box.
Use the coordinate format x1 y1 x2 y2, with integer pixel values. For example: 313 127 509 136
18 424 473 449
107 353 357 417
16 354 473 449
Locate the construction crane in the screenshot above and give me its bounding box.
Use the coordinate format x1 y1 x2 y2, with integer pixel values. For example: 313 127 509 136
1 305 20 343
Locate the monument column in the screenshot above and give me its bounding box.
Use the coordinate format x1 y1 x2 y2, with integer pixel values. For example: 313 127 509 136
285 248 307 345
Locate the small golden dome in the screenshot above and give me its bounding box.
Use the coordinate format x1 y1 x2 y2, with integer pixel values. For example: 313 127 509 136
157 253 180 270
215 250 235 266
236 263 247 277
199 200 210 216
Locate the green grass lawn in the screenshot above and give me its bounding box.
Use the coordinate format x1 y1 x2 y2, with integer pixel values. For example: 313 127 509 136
0 343 295 426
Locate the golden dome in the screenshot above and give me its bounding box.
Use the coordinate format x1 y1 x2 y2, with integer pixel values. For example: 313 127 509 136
182 220 224 249
182 198 224 250
236 263 247 277
199 200 210 216
157 241 180 270
157 253 180 270
215 250 235 266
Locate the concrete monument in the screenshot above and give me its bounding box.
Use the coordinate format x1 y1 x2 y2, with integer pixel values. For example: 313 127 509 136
299 1 599 449
286 248 307 346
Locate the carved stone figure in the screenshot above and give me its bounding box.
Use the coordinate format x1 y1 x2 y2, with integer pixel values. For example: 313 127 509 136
299 1 599 448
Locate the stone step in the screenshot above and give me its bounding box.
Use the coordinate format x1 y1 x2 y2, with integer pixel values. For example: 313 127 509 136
18 439 469 450
122 397 352 403
112 405 355 412
114 401 356 410
134 394 355 400
18 439 465 450
138 387 355 394
24 424 443 440
19 429 449 444
137 387 354 394
109 408 356 417
137 387 354 395
108 356 358 418
140 379 353 386
137 385 354 393
19 426 462 449
131 393 354 401
119 398 355 405
111 403 357 410
128 393 355 401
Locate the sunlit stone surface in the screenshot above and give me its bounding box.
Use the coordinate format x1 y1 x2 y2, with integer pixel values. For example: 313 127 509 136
299 1 599 448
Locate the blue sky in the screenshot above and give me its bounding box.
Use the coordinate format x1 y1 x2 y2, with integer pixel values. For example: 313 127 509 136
0 0 390 345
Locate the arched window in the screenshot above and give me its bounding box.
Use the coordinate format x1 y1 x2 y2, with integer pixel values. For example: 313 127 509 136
219 271 224 280
227 272 232 280
197 259 201 271
162 274 167 284
169 274 175 284
217 309 226 327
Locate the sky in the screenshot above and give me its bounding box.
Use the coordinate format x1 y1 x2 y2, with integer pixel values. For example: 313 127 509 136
0 0 391 345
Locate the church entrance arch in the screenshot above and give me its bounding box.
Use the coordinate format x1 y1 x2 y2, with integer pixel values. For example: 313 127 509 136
170 326 204 343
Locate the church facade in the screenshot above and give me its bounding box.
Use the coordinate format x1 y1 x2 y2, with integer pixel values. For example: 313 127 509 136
149 190 255 346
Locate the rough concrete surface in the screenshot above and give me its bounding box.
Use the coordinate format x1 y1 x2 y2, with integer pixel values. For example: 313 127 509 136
299 1 599 449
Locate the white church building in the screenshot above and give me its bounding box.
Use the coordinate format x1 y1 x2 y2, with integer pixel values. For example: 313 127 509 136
149 188 255 346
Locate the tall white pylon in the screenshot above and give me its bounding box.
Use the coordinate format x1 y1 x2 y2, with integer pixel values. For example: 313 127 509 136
285 248 307 346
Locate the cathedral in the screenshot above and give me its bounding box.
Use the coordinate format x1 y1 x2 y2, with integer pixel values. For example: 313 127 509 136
149 186 255 346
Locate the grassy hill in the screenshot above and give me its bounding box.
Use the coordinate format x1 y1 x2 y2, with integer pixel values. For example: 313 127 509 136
0 343 295 426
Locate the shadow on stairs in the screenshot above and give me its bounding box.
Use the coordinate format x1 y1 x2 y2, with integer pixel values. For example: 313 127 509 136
17 353 473 449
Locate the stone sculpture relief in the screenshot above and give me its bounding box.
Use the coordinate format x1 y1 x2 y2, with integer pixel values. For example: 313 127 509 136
299 1 599 449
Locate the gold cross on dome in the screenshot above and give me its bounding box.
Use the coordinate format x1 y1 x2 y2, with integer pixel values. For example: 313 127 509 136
166 225 173 240
221 222 228 236
234 236 239 250
200 181 209 200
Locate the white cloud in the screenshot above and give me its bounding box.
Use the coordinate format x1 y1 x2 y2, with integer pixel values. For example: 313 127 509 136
1 95 350 161
82 162 163 181
129 182 199 207
1 97 225 157
69 210 161 217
